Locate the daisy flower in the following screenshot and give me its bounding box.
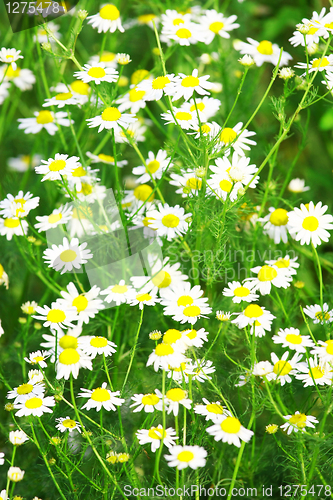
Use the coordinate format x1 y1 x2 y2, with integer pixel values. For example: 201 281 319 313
288 201 333 247
35 154 80 182
304 303 333 324
52 80 91 105
7 379 45 404
252 361 274 377
88 51 118 68
131 256 188 296
0 452 4 465
188 359 216 382
122 183 155 213
132 149 172 184
0 191 39 218
160 9 191 29
288 178 310 193
146 343 187 372
311 340 333 363
35 204 73 232
24 350 49 368
245 264 293 296
116 85 147 114
127 288 159 310
81 336 117 359
100 280 133 306
136 425 177 453
130 391 163 413
265 255 299 275
162 388 192 416
7 466 25 482
161 108 198 130
182 327 209 348
207 415 254 447
57 282 105 324
295 55 333 75
42 92 80 109
33 302 78 332
14 394 56 417
161 282 212 325
86 106 137 134
199 10 239 44
194 398 231 423
86 152 127 167
164 69 213 101
136 74 175 101
169 169 205 198
165 445 207 470
114 120 147 144
237 38 292 67
0 264 9 289
232 304 275 334
9 430 29 445
258 207 291 244
18 111 72 135
295 356 332 387
162 22 204 46
222 280 259 303
266 351 302 386
182 96 221 122
289 8 332 47
56 416 82 433
0 48 23 71
78 383 125 411
280 411 318 435
0 65 35 91
0 217 28 240
74 63 119 85
56 348 93 380
214 122 256 155
41 326 84 361
146 203 192 241
34 22 61 44
87 4 124 33
0 490 7 500
42 237 93 274
166 360 192 383
7 154 42 172
272 327 314 353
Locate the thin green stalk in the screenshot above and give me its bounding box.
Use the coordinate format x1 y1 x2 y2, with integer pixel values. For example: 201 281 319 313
121 306 144 392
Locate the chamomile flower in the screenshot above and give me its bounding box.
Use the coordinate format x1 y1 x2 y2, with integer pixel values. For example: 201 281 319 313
311 340 333 363
295 356 332 387
182 327 209 348
161 108 198 130
304 303 333 324
130 391 163 413
56 417 82 433
266 351 302 386
28 369 44 383
136 74 175 101
272 327 314 353
7 379 45 404
33 302 78 332
7 466 25 482
34 204 73 232
280 412 318 434
100 280 133 306
131 256 188 296
116 86 148 114
288 201 333 247
127 288 159 310
88 51 118 68
170 169 205 198
41 326 84 361
265 255 299 275
136 425 177 452
0 453 4 465
0 264 8 289
86 106 137 134
207 415 254 447
14 394 56 417
160 9 191 30
252 361 273 377
42 92 80 108
0 191 39 218
0 490 7 500
7 154 42 172
222 280 259 303
164 69 213 101
166 360 192 383
0 65 36 91
34 22 61 44
132 150 172 184
52 80 91 105
35 154 80 182
194 398 231 423
18 111 72 135
232 304 275 335
24 350 49 368
182 96 221 122
57 283 105 324
245 264 293 295
237 38 292 67
188 359 216 382
288 178 310 193
81 336 117 359
78 383 125 411
259 207 291 244
0 48 23 71
0 217 28 240
86 152 127 167
162 388 192 416
162 22 204 46
146 343 187 372
42 237 93 274
165 445 207 470
214 122 256 155
295 55 333 75
146 203 192 241
9 430 29 445
114 120 147 143
199 10 239 44
87 4 124 33
56 348 93 380
289 8 332 47
161 282 212 325
122 184 155 213
74 63 119 85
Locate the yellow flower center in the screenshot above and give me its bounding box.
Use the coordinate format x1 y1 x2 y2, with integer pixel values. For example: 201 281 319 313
138 13 156 23
72 295 88 312
59 249 77 262
177 450 194 462
100 51 116 62
4 218 20 228
25 397 43 409
175 111 192 121
17 383 33 395
315 311 330 321
176 28 192 39
307 27 318 35
209 21 224 33
152 270 172 288
285 333 302 345
183 305 201 317
185 329 197 340
302 216 319 231
325 22 333 29
46 309 66 323
244 304 263 318
48 213 63 224
146 160 160 174
274 258 290 268
79 183 93 195
220 417 241 434
99 4 120 20
59 335 78 349
200 123 211 134
72 166 86 177
161 214 180 228
133 184 154 201
91 387 111 401
257 40 273 55
88 67 106 79
111 284 128 293
273 360 292 376
131 69 149 85
6 66 21 78
70 80 90 95
173 18 184 25
181 75 200 87
177 295 193 307
148 427 166 440
32 356 44 363
325 340 333 355
59 348 80 365
310 366 324 379
55 92 73 101
141 394 159 406
257 265 278 282
152 76 170 89
186 178 202 190
36 110 54 124
62 418 77 428
155 343 174 357
90 336 108 348
219 179 232 192
98 154 114 162
312 57 329 68
48 159 66 172
220 127 237 144
166 388 186 402
72 207 92 219
269 208 288 226
190 102 205 112
289 413 307 428
163 329 181 344
136 292 152 302
129 88 146 102
206 403 223 414
101 107 121 121
233 286 250 297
